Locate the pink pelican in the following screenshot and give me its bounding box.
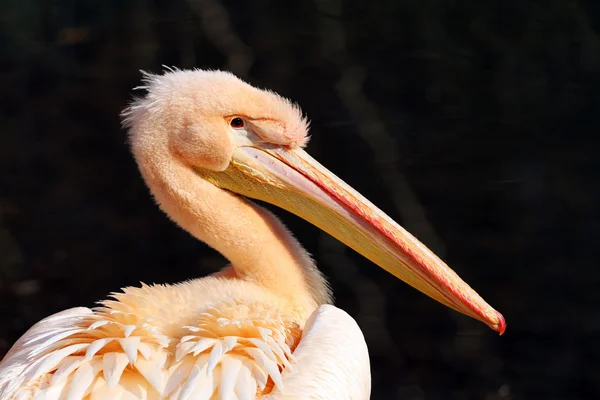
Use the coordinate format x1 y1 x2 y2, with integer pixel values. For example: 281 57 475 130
0 69 505 399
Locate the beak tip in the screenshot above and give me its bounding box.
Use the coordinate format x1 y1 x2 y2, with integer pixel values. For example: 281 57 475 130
494 311 507 336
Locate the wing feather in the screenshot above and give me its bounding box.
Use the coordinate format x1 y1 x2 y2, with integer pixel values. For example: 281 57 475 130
265 305 371 400
0 307 94 398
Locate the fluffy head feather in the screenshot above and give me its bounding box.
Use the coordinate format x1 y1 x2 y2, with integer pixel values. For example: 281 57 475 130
123 69 310 169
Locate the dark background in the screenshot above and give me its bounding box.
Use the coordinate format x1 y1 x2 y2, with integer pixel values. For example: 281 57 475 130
1 1 598 399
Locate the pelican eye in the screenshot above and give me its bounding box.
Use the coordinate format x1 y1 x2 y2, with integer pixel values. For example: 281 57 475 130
230 117 245 129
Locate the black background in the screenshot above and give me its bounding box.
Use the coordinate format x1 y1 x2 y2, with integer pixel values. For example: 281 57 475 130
1 1 598 399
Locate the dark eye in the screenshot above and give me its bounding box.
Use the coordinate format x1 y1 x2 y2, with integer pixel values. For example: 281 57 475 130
230 117 244 128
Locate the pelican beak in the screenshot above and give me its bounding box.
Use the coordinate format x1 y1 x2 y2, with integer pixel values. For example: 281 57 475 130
197 145 506 334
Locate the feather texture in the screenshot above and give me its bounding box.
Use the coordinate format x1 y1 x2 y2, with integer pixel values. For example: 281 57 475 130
0 279 308 400
265 305 371 400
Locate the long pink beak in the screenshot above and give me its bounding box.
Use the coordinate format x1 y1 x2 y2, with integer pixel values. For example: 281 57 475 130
212 145 505 334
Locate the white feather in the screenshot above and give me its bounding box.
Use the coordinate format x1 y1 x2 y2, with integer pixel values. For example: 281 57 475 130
245 358 268 391
0 292 370 400
179 355 209 400
88 320 110 330
65 359 102 400
233 364 255 400
164 359 194 397
207 341 224 374
51 356 85 384
135 350 168 393
242 347 283 390
264 305 371 400
218 356 242 400
123 325 138 338
103 352 129 388
85 338 113 359
190 338 217 357
119 337 141 364
26 343 88 383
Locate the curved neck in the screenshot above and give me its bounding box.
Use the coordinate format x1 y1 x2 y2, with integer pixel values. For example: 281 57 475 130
136 153 330 314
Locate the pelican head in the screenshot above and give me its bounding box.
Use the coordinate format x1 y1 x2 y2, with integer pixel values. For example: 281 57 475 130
123 68 505 334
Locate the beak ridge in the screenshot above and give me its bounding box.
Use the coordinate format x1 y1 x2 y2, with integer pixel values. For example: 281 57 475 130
199 145 505 334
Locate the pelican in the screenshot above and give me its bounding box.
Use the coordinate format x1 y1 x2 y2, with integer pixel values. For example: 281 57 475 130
0 69 505 399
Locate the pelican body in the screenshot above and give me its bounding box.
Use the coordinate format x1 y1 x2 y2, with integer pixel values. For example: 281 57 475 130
0 69 505 399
